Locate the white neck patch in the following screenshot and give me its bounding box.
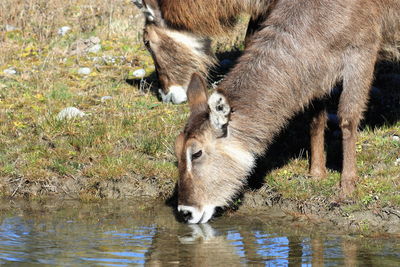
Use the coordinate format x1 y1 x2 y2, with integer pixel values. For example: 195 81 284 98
159 86 187 104
219 142 255 173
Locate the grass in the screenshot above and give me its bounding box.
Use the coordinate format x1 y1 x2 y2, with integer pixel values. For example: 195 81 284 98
0 0 187 199
0 0 399 210
263 122 400 208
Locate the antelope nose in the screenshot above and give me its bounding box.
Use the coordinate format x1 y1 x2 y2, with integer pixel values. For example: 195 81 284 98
177 205 196 223
178 207 193 223
181 210 193 223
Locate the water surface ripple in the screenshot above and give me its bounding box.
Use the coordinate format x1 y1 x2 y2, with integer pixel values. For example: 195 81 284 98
0 200 399 266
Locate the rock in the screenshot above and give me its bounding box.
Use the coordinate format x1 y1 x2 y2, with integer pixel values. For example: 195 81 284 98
57 107 85 120
395 158 400 167
70 36 101 55
132 68 146 78
387 224 400 235
101 96 112 102
392 135 400 142
89 36 100 44
58 26 71 36
87 44 101 53
78 67 91 75
3 68 17 75
5 25 17 32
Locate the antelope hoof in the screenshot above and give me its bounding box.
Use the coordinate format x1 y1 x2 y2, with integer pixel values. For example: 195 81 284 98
159 86 187 104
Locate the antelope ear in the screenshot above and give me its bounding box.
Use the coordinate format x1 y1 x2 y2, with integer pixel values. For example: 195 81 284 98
187 73 208 113
132 0 162 24
175 132 185 161
208 92 230 137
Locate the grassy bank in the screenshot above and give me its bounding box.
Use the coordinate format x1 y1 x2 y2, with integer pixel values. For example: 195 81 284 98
0 0 399 216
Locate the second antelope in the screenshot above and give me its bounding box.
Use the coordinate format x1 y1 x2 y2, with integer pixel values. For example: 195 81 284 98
133 0 274 104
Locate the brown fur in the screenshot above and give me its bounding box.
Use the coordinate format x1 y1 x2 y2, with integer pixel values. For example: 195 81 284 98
135 0 274 97
143 24 214 93
176 0 400 219
159 0 245 36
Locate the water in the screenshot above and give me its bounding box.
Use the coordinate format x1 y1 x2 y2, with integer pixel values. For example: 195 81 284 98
0 200 399 266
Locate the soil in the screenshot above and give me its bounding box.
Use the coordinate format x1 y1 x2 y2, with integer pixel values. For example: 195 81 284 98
241 186 400 236
1 173 399 236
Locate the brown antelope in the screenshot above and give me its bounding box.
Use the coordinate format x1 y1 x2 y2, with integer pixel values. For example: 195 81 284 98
175 0 400 223
132 0 275 104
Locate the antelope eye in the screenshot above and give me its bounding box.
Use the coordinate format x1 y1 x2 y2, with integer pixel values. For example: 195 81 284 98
191 150 202 160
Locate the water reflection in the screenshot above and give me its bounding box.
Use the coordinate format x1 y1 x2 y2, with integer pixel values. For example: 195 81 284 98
0 200 399 266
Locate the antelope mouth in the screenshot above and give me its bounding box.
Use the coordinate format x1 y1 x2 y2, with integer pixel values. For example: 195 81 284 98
159 85 187 104
177 205 216 224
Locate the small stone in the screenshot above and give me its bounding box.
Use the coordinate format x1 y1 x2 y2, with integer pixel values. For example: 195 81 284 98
132 69 146 78
78 67 91 75
89 36 101 44
5 25 17 32
101 96 112 102
3 68 17 75
395 158 400 166
57 107 85 120
58 26 71 36
87 44 102 53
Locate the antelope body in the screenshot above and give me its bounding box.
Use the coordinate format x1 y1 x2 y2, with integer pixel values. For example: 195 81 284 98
175 0 400 223
133 0 275 103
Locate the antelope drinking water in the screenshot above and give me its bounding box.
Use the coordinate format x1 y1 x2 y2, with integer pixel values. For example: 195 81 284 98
174 0 400 223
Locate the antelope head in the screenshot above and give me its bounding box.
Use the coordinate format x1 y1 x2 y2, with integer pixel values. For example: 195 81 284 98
175 74 255 223
132 0 215 104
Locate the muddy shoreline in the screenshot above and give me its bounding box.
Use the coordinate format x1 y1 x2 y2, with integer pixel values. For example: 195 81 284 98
1 175 399 236
241 186 400 236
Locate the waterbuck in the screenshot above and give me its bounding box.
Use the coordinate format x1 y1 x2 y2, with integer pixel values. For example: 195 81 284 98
132 0 275 103
175 0 400 223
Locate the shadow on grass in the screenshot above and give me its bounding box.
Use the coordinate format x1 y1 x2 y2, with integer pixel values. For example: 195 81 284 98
248 60 400 191
126 71 161 100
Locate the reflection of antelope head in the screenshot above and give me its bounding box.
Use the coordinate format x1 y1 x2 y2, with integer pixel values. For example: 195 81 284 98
175 74 255 223
178 224 217 244
178 224 243 266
